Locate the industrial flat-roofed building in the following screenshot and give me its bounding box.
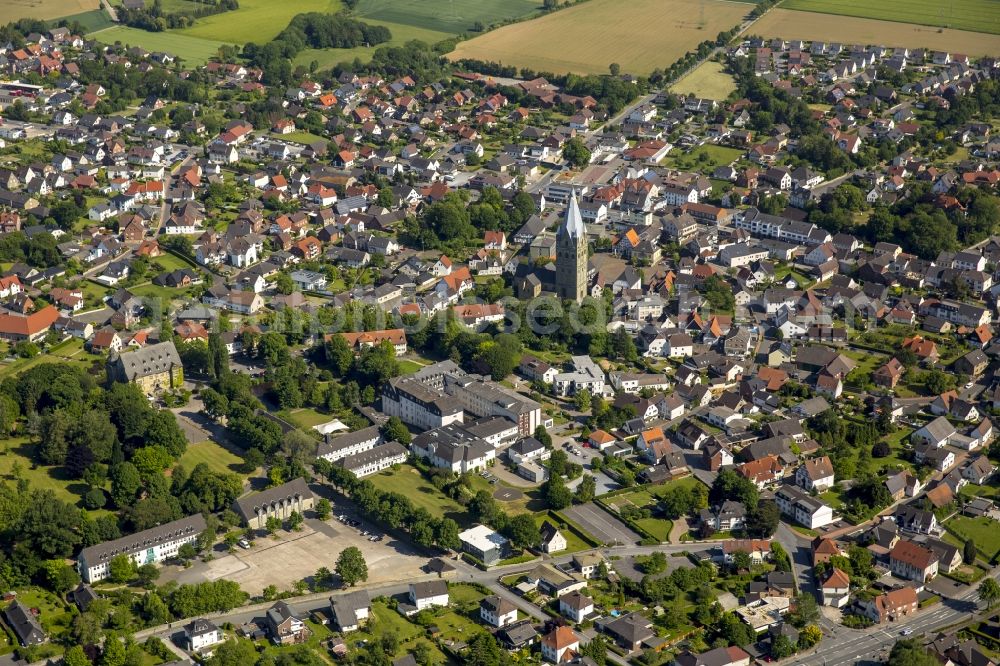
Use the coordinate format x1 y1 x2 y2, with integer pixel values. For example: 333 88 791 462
77 513 206 583
233 477 314 529
459 525 509 565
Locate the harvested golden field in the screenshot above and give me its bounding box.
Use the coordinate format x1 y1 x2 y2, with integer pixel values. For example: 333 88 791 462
751 9 1000 56
0 0 98 23
670 60 737 99
449 0 751 75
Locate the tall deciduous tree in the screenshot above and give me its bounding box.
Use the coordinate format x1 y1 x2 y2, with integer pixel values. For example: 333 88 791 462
336 546 368 586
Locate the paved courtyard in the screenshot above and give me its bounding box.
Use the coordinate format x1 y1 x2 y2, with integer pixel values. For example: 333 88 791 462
164 517 428 595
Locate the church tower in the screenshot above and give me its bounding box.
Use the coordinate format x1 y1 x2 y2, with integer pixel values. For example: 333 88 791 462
556 192 588 303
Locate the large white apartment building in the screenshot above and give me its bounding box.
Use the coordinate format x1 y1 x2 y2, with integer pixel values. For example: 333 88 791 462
77 514 206 583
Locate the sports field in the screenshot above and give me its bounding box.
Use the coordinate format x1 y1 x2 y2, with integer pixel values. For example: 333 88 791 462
781 0 1000 35
353 0 540 35
448 0 750 75
751 8 1000 56
174 0 341 43
94 26 224 64
0 0 97 23
670 60 737 100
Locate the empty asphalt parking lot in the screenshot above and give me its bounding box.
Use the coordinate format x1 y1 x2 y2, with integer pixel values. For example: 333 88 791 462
562 502 641 545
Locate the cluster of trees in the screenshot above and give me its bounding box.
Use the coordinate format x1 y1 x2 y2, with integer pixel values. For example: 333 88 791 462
119 0 239 32
9 364 207 534
859 183 1000 259
659 481 708 519
325 337 401 391
807 410 895 522
0 229 62 267
709 469 780 538
814 543 876 586
244 13 392 84
402 311 525 382
400 187 538 250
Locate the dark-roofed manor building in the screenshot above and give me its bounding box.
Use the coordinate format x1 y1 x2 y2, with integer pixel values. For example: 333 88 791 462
106 340 183 394
233 477 314 529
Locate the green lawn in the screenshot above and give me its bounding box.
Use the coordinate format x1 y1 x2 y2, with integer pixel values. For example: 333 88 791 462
820 488 845 509
961 478 1000 500
0 338 97 382
94 26 224 65
398 359 426 375
345 602 448 662
177 440 248 477
945 516 1000 561
284 408 338 429
367 465 469 524
0 436 112 513
175 0 340 43
149 252 197 272
662 145 744 172
3 589 73 639
606 476 704 511
535 513 593 553
128 282 199 304
634 517 672 541
780 0 1000 34
278 130 328 145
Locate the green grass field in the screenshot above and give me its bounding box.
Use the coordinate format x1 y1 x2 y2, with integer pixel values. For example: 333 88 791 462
149 252 197 272
175 0 340 43
961 478 1000 499
348 602 448 663
606 476 704 511
279 131 328 145
780 0 1000 35
354 0 540 34
670 60 737 101
284 407 337 428
292 18 453 71
177 440 248 477
946 516 1000 561
0 436 113 516
0 338 97 382
663 145 745 172
94 26 224 65
367 464 469 524
58 8 114 32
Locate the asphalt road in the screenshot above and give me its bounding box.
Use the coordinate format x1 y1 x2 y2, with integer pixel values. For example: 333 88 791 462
799 588 984 666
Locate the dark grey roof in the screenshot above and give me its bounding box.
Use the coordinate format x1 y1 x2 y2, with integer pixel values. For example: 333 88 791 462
410 580 448 600
107 340 181 382
184 618 219 637
5 600 47 646
233 478 313 522
79 513 206 567
318 425 382 458
331 590 370 629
